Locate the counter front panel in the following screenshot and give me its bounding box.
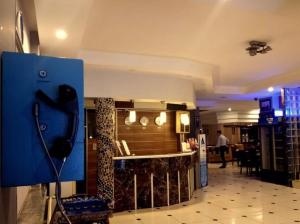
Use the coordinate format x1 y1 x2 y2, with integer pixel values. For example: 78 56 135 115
114 152 197 212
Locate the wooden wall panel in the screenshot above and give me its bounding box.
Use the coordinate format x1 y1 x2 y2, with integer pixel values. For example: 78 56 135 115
202 124 220 145
223 126 241 144
87 110 179 195
117 111 179 155
203 124 241 145
87 139 97 195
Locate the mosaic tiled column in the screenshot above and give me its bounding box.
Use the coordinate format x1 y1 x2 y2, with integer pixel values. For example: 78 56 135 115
284 88 300 182
95 98 115 203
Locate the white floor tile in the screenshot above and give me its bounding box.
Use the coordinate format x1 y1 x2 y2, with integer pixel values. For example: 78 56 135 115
110 164 300 224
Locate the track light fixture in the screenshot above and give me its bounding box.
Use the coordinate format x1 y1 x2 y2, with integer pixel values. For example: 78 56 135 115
246 41 272 56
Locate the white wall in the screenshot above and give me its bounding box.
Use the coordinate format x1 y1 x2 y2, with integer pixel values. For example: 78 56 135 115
15 0 32 215
14 0 38 216
0 1 15 51
200 112 217 125
84 66 196 108
49 182 76 198
201 110 259 125
16 187 30 214
216 111 259 124
0 0 18 223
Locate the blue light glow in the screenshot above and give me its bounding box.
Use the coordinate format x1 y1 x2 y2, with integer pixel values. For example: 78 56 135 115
284 88 300 118
274 110 283 117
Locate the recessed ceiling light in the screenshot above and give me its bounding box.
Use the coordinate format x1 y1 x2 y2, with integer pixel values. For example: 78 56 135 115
55 29 67 40
268 86 274 92
228 107 232 111
0 26 3 31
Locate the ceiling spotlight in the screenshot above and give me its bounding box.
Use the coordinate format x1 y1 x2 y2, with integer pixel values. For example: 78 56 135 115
228 107 232 111
55 29 67 40
246 41 272 56
268 86 274 92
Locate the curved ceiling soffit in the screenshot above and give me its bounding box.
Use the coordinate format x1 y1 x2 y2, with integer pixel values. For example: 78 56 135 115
79 49 215 87
80 50 299 97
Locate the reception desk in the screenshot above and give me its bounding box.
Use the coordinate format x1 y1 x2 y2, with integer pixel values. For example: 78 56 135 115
113 151 198 212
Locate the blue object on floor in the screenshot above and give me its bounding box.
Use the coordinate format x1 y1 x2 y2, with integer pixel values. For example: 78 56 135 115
0 52 84 187
62 195 109 216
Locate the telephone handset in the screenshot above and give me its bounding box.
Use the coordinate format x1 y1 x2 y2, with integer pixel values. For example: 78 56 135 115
35 84 79 159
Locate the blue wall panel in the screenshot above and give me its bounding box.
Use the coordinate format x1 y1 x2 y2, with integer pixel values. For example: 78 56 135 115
1 52 84 187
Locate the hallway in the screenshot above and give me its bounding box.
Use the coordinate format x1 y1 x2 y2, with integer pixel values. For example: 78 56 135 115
110 164 300 224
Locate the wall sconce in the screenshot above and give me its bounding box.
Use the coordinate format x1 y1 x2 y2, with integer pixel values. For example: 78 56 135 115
176 111 190 133
129 110 136 123
180 113 190 125
160 111 167 124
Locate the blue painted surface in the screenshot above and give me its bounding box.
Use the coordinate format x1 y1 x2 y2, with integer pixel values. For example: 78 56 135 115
198 134 208 187
1 52 84 187
200 164 208 187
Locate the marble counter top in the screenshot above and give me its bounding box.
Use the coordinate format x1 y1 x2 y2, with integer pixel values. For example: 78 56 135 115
113 151 197 160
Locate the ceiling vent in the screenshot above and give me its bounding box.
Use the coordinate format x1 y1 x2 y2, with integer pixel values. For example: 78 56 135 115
246 41 272 56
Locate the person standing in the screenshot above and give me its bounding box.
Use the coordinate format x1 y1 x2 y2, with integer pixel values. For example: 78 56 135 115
216 130 229 168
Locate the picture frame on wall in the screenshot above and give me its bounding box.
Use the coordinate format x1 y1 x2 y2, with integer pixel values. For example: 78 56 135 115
15 10 24 53
259 97 272 112
121 140 131 156
115 140 124 156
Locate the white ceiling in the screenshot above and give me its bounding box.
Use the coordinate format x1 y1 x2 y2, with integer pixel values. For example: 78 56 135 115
34 0 300 111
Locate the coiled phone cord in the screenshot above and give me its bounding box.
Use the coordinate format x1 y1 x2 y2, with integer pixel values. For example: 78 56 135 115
34 103 72 224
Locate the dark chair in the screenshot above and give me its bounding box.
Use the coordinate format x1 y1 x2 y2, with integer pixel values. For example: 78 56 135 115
239 150 249 174
234 149 243 167
231 146 239 166
239 149 260 175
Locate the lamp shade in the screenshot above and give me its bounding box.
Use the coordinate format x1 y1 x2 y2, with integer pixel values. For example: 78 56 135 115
129 110 136 123
160 111 167 124
180 113 190 125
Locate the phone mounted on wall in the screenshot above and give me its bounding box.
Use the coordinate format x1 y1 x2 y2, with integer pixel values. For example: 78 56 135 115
35 84 79 159
1 52 84 187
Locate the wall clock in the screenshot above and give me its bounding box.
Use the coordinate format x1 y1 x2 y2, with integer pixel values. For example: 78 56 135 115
155 116 163 126
140 116 149 126
125 116 132 126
